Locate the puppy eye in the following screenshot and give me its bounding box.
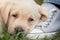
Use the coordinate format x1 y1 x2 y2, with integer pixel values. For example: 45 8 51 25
28 18 34 22
12 14 17 18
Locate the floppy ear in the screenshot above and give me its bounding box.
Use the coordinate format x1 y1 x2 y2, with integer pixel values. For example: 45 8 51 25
39 7 48 21
37 4 48 21
0 4 12 24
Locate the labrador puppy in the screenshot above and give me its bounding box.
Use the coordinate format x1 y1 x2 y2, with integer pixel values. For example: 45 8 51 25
0 0 48 35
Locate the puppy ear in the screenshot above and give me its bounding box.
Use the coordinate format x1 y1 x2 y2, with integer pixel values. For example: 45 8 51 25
0 5 12 24
39 6 48 21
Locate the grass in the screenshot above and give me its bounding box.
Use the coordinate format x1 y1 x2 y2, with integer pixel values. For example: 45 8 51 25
0 31 60 40
0 31 29 40
35 0 43 5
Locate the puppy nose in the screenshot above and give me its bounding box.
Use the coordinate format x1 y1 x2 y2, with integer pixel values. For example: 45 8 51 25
15 27 24 32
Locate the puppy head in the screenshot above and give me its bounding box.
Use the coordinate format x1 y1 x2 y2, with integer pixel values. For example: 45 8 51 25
0 0 48 35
